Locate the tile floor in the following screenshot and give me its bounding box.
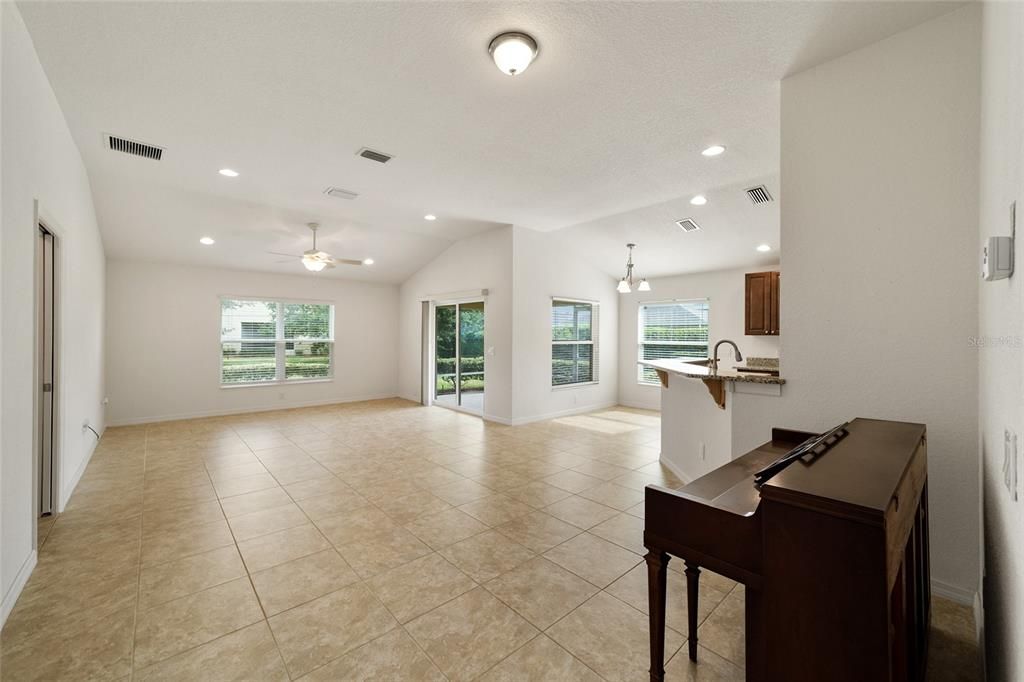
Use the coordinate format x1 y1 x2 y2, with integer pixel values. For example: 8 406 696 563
0 400 980 681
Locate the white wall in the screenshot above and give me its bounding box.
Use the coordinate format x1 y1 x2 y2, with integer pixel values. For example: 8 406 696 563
106 261 399 425
1 3 107 620
617 265 781 410
779 6 981 600
977 2 1024 678
510 226 618 423
398 227 514 421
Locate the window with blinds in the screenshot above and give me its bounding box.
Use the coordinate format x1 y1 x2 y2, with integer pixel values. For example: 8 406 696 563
638 300 709 384
552 299 599 386
220 298 334 386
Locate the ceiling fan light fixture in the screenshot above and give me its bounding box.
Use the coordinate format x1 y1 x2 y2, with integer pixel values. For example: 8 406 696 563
302 256 327 272
199 236 215 245
701 145 726 157
489 31 538 76
362 258 374 265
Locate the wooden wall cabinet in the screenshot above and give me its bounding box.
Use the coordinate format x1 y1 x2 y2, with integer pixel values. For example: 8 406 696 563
745 271 780 335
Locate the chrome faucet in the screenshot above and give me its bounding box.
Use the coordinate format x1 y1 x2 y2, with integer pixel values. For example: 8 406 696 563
710 339 743 374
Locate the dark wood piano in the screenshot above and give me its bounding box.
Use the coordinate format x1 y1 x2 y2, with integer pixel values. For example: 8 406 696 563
644 418 930 682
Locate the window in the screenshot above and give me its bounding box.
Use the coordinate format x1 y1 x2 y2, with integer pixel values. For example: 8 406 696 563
638 300 709 385
552 299 599 386
220 298 334 386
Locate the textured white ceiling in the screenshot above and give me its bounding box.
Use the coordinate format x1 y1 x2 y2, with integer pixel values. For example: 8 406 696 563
18 1 962 282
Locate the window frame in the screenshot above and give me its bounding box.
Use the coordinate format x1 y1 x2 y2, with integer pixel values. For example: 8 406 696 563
637 298 710 386
219 296 335 388
551 297 600 389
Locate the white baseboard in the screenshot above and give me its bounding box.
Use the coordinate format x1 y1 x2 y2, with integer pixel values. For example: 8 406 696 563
59 425 103 511
657 455 691 484
931 578 976 606
105 392 401 427
973 590 984 654
485 401 620 427
616 398 661 412
1 550 37 628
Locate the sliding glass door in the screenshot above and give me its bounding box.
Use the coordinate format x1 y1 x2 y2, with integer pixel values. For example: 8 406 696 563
434 301 484 414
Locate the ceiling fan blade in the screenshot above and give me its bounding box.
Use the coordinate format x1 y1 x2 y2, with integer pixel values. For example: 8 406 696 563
267 251 302 258
335 258 364 266
273 259 294 264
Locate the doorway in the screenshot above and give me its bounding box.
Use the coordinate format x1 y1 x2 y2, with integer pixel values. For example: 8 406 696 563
433 300 485 414
37 224 57 517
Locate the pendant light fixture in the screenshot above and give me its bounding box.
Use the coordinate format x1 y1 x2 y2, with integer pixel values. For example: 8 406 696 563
617 243 651 293
488 32 539 76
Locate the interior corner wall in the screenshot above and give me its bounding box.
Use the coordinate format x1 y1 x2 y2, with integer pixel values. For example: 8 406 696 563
977 2 1024 679
510 226 618 423
398 227 515 421
1 3 106 621
779 5 981 601
105 260 400 425
617 265 781 411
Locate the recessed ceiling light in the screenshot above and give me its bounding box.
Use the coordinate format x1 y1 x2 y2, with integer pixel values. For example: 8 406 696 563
756 244 772 252
424 214 437 221
488 32 539 76
362 258 374 266
690 195 707 206
701 145 726 157
218 168 239 177
199 237 215 245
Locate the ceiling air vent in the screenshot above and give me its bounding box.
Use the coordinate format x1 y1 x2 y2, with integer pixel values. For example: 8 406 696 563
676 218 702 232
323 186 359 200
105 134 163 161
357 147 393 164
745 185 773 205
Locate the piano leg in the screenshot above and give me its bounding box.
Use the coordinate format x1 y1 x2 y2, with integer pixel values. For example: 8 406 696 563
684 561 701 662
645 549 669 682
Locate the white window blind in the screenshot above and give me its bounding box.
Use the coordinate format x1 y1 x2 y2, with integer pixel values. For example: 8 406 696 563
220 298 334 386
638 300 709 385
552 299 599 386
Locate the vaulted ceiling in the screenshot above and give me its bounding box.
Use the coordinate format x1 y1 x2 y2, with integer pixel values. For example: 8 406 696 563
19 1 962 282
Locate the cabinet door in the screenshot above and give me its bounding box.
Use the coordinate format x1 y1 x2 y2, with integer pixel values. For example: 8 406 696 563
768 272 780 335
745 272 770 335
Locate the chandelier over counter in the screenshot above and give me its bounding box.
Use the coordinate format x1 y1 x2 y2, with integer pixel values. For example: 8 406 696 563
617 243 651 293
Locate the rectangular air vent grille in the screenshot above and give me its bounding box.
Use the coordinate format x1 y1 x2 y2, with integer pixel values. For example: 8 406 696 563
676 218 702 232
357 147 393 164
323 186 359 200
745 185 773 205
106 134 163 161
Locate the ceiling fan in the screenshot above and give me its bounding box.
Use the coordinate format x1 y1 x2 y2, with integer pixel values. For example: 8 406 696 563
268 223 372 272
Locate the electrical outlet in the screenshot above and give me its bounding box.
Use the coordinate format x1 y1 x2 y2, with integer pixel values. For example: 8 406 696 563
1004 428 1018 502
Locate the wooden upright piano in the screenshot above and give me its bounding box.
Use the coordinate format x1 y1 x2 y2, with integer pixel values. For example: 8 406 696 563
644 418 930 682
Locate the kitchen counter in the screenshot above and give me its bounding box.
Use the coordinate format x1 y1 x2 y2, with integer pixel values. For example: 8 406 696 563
640 358 786 385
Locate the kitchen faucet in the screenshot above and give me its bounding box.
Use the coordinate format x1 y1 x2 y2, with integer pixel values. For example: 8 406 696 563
710 339 743 374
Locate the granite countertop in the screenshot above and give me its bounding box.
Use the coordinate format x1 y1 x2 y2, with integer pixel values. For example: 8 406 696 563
639 358 786 385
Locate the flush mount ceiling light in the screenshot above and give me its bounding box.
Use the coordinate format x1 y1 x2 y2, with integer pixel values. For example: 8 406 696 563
690 195 708 206
701 145 726 157
756 244 772 252
218 168 239 177
424 214 437 221
617 243 651 293
362 258 374 265
488 31 539 76
199 236 215 245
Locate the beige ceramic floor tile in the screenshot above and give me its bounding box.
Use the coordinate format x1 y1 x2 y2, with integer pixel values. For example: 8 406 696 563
588 512 646 554
283 475 354 501
268 583 398 678
664 644 745 682
576 481 646 511
406 587 538 682
293 489 367 520
606 563 729 634
480 634 602 681
213 472 280 498
543 495 620 530
138 545 246 610
549 591 684 682
697 586 745 665
336 526 434 579
544 532 642 588
237 523 332 573
404 508 489 549
496 511 582 553
314 506 396 547
219 486 293 518
227 501 309 541
367 552 476 623
298 628 445 681
458 494 535 526
251 549 359 615
542 470 604 494
438 529 536 582
134 621 289 681
133 577 264 668
503 481 573 508
430 478 496 505
374 490 452 524
484 557 599 629
141 517 235 567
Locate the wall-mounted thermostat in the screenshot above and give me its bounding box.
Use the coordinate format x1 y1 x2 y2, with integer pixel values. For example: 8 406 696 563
983 236 1014 281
